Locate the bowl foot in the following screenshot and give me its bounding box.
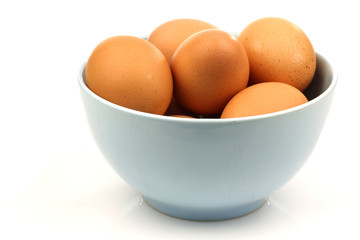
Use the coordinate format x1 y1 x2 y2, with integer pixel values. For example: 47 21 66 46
143 196 266 221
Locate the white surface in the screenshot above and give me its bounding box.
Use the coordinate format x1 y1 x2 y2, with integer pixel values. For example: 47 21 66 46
0 0 359 239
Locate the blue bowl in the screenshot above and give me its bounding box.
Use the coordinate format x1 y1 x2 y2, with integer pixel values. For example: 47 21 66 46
78 53 336 220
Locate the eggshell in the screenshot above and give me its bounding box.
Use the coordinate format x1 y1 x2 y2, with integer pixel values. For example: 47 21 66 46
221 82 308 118
171 29 249 116
170 115 195 119
148 19 217 63
85 36 173 115
165 96 194 117
238 17 316 92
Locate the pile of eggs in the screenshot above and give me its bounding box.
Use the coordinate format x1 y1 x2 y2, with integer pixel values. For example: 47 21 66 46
85 17 316 119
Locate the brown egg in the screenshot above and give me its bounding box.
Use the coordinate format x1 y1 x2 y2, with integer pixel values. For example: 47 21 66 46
86 36 173 115
221 82 308 118
171 29 249 116
238 17 316 92
170 115 195 119
148 19 217 63
165 96 194 117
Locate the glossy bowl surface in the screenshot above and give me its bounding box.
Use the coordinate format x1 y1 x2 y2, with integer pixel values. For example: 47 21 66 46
78 53 336 220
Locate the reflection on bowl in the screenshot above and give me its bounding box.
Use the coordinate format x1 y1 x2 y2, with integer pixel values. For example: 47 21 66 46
78 53 336 221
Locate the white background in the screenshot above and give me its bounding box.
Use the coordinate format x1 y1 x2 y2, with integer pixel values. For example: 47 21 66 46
1 0 359 239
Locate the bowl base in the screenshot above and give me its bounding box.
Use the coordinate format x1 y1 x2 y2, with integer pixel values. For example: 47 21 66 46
143 196 266 221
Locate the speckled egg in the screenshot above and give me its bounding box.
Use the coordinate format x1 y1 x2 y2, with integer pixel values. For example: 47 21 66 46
221 82 308 118
171 29 249 116
148 19 217 63
238 17 316 91
85 36 173 115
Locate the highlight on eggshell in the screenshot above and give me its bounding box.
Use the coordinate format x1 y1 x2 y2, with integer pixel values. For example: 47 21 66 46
148 18 218 63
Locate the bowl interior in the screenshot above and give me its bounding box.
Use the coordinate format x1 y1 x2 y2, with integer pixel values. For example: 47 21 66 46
303 54 334 101
80 52 335 122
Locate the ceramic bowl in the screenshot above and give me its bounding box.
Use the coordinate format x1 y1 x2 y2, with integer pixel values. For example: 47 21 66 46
78 52 336 221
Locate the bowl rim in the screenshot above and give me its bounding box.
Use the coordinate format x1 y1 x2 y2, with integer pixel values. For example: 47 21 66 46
78 52 337 124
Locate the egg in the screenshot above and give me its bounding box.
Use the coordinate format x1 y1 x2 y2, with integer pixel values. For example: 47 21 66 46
221 82 308 118
165 96 194 117
85 36 173 115
170 115 195 119
171 29 249 116
238 17 316 92
148 19 217 63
